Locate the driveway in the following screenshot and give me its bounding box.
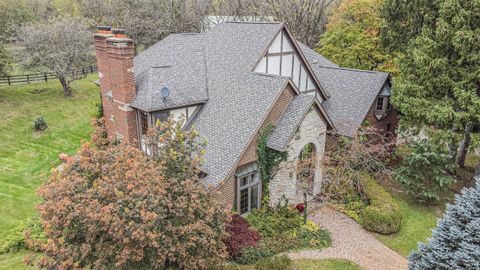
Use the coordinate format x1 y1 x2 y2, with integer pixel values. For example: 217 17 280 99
288 206 408 270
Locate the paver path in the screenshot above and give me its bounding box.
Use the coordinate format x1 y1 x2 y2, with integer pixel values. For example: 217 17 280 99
288 206 408 270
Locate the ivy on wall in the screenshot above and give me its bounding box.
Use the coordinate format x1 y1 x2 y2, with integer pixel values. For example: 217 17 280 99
256 124 288 205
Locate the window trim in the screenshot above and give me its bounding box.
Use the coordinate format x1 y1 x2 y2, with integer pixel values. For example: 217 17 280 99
237 171 261 215
376 96 385 111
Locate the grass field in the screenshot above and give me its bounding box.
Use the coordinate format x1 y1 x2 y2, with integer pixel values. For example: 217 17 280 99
232 259 363 270
375 195 439 257
376 150 479 257
0 76 98 240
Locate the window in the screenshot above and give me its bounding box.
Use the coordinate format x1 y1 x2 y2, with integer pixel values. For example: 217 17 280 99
386 123 392 132
376 97 385 111
152 111 170 126
238 172 261 215
140 112 148 135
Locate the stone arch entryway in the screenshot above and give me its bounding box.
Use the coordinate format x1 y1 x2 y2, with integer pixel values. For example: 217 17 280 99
296 143 316 196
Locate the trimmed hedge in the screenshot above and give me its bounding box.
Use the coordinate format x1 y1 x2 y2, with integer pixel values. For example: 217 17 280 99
359 172 402 234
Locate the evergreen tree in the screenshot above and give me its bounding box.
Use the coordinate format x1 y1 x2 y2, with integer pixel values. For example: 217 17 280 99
391 0 480 167
409 176 480 269
317 0 397 73
380 0 441 53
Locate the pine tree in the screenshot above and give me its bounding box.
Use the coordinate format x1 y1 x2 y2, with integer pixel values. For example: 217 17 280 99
380 0 441 53
391 0 480 167
409 176 480 269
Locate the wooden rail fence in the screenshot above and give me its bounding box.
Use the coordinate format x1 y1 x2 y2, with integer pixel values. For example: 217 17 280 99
0 66 98 85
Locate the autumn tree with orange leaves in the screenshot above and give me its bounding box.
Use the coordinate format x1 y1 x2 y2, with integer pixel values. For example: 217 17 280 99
34 119 229 270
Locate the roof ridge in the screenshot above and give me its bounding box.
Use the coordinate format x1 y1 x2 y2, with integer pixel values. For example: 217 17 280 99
315 65 388 75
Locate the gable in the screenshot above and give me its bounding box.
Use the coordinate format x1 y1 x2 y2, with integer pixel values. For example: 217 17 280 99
253 29 321 97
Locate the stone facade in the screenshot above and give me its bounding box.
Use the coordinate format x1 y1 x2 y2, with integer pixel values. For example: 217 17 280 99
269 106 327 206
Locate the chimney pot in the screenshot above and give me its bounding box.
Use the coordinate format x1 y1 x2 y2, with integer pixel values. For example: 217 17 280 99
112 28 127 38
96 25 112 34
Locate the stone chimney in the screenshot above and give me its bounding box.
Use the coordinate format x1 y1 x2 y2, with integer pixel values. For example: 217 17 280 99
94 26 138 145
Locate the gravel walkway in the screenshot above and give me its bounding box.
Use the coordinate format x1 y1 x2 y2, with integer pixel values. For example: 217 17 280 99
288 206 408 270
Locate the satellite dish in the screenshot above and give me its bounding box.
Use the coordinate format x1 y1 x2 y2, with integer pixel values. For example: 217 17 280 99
161 87 170 98
161 87 170 103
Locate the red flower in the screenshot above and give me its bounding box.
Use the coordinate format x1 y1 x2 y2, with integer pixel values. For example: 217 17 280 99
296 203 305 213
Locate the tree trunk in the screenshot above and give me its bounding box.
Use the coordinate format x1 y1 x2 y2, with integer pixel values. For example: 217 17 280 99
456 123 474 167
58 75 71 97
448 137 458 161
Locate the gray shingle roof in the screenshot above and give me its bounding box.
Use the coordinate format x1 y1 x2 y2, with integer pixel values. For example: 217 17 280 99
131 34 209 111
298 42 338 68
312 65 389 137
135 22 289 186
267 94 316 151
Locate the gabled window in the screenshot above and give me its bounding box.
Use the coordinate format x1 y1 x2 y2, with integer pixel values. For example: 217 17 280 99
376 97 385 111
254 30 317 93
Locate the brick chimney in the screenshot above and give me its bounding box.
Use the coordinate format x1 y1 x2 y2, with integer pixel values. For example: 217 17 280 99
94 26 138 145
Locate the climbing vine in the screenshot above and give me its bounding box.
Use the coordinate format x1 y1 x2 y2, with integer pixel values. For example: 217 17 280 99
256 124 288 205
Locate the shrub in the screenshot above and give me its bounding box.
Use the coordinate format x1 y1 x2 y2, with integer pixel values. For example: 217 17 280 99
394 139 457 203
235 246 274 265
246 202 303 238
255 256 293 270
0 216 46 254
224 215 261 259
359 172 402 234
294 221 331 248
91 117 110 149
35 120 228 270
33 116 47 131
409 177 480 269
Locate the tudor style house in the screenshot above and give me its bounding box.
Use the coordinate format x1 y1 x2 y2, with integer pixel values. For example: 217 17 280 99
93 22 397 214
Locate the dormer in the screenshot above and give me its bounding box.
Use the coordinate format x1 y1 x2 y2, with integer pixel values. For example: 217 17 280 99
253 27 329 101
374 83 392 120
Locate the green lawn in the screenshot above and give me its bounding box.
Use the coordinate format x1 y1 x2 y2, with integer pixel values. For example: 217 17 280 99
376 148 479 257
0 77 98 267
374 195 439 257
232 259 363 270
0 251 36 270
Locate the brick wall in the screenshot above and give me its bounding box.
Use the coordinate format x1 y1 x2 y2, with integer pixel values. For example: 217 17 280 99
364 103 399 140
237 86 295 166
94 32 138 145
215 85 296 209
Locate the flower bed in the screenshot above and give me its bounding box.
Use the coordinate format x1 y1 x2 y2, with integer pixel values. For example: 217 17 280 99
225 201 331 265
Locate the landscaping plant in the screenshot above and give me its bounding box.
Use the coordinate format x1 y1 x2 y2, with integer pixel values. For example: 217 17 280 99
394 139 457 203
359 172 402 234
238 201 330 264
409 177 480 270
224 215 261 259
33 116 47 132
33 119 228 270
321 127 402 234
91 117 110 149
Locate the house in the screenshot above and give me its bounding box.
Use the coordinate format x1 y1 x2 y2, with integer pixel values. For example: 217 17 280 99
93 22 397 214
